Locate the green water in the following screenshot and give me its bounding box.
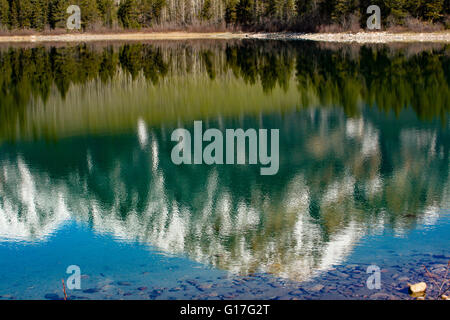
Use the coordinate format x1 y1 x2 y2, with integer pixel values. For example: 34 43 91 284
0 41 449 296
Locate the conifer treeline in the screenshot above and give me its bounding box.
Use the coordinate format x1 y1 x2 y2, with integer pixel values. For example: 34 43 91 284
1 41 449 125
0 0 449 31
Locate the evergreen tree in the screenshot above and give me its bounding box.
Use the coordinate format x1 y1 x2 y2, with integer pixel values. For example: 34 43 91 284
332 0 352 22
264 0 276 17
236 0 254 24
96 0 115 27
0 0 9 28
6 0 34 28
225 0 237 24
295 0 315 17
139 0 153 26
385 0 408 24
49 0 69 29
19 0 34 28
406 0 424 18
118 0 141 28
200 0 212 21
282 0 295 20
31 0 48 30
9 0 19 28
0 0 448 32
424 0 444 21
79 0 100 29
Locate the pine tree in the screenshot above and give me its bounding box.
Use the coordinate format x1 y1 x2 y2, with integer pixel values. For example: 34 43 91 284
31 0 48 30
385 0 408 24
118 0 141 28
332 0 358 23
79 0 100 29
49 0 69 29
236 0 253 24
225 0 237 24
406 0 424 18
295 0 314 17
264 0 276 17
96 0 115 27
0 0 9 28
0 0 448 32
19 0 34 28
9 0 19 28
281 0 295 20
424 0 444 21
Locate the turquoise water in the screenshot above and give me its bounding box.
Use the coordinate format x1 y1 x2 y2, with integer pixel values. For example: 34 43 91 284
0 41 449 299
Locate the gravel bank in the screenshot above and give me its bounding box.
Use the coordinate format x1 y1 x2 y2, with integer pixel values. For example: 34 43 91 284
1 31 450 43
0 32 242 43
249 31 450 43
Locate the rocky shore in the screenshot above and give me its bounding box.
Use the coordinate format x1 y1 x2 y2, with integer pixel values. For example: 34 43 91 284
0 31 450 43
248 31 450 43
1 253 448 300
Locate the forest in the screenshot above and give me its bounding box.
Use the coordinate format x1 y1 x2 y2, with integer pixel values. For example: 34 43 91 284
0 0 449 32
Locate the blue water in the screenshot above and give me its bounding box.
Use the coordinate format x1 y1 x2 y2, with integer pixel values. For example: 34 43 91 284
348 212 450 264
0 221 225 299
0 213 448 299
0 41 449 299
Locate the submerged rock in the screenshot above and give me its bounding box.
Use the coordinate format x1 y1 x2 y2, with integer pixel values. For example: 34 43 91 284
100 284 115 292
409 282 427 294
309 284 324 292
196 283 213 291
149 289 163 298
370 292 395 300
83 288 99 294
44 293 62 300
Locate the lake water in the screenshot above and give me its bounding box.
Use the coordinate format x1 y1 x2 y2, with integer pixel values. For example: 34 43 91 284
0 40 449 300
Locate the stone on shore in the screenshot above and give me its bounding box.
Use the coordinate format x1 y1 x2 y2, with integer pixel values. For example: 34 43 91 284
409 282 427 294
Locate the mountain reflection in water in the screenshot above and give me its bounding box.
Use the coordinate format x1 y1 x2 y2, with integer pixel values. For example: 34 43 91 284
0 41 449 283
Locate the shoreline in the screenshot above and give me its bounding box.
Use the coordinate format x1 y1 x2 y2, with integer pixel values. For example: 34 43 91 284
3 253 449 300
0 31 450 43
250 31 450 43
